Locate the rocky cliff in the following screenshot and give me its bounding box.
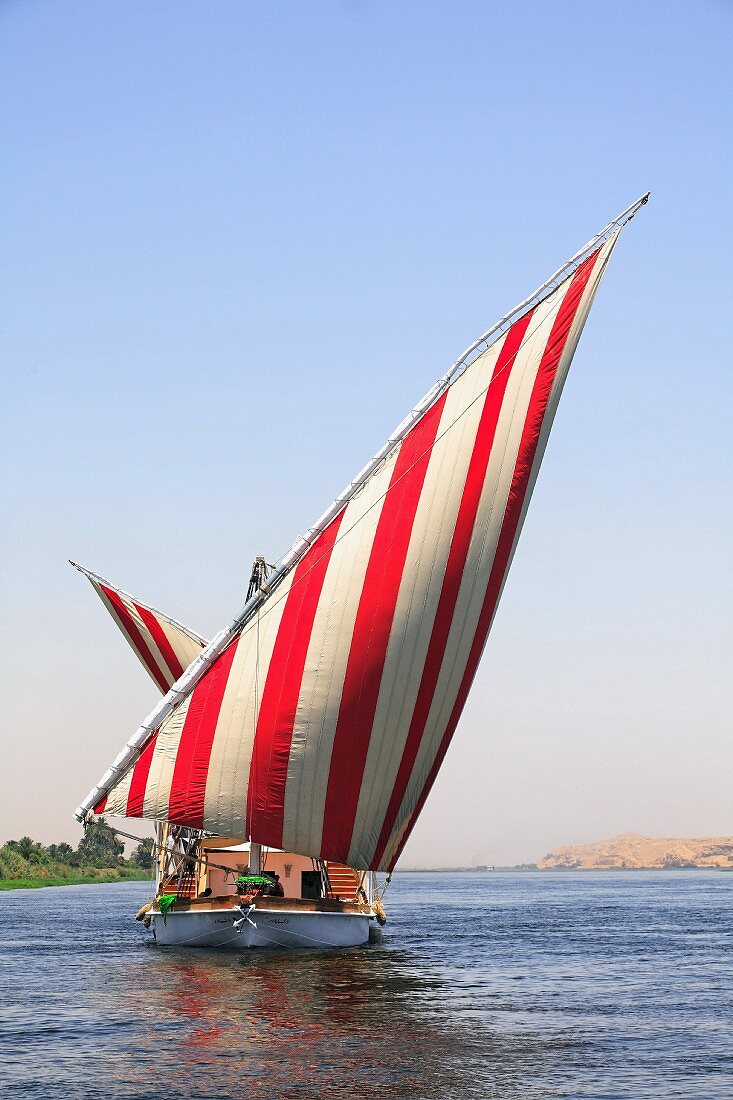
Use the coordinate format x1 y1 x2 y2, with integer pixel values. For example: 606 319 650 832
538 832 733 870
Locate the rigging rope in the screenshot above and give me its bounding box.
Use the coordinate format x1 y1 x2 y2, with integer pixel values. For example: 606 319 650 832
103 822 256 880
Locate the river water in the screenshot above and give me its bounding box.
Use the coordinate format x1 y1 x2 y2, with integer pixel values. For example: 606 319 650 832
0 871 731 1098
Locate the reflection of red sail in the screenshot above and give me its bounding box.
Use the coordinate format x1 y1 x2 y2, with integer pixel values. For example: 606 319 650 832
111 898 569 1095
168 962 225 1049
157 949 447 1093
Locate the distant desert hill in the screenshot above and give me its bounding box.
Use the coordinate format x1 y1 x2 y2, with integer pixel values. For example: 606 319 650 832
538 832 733 870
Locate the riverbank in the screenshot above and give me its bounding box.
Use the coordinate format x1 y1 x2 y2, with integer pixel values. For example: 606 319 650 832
0 868 149 891
0 824 152 891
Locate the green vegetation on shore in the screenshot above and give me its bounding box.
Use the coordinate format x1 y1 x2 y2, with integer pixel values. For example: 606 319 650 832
0 818 153 891
0 869 149 890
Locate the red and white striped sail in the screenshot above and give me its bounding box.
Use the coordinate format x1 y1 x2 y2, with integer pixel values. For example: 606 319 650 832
89 227 623 869
71 563 206 693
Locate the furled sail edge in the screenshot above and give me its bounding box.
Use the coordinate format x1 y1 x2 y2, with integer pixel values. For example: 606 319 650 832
73 193 649 824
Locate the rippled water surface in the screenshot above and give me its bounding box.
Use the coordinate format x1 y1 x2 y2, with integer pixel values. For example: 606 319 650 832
1 872 731 1098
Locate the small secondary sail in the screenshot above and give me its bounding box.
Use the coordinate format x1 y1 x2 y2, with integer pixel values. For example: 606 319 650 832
70 563 206 692
79 199 647 870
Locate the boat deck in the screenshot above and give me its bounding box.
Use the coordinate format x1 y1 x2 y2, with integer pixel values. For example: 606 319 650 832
153 894 371 915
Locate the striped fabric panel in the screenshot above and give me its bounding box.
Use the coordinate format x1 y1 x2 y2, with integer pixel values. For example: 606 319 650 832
319 394 446 859
355 309 536 868
202 569 297 837
87 575 206 692
362 294 571 868
101 760 135 817
246 511 345 846
167 638 242 829
281 448 396 854
96 233 619 866
340 355 495 863
377 237 618 870
143 694 193 820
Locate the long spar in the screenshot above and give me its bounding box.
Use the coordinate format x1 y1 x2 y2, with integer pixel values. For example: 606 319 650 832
74 192 650 823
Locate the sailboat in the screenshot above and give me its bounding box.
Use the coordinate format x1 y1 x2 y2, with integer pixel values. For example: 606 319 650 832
72 196 648 949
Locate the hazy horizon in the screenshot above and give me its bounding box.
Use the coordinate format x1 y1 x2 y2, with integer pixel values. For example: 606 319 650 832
2 2 731 868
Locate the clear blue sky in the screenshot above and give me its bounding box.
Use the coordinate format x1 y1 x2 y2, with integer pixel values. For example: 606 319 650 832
2 1 731 863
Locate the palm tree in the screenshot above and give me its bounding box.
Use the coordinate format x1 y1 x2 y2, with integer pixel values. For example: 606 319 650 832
14 837 37 860
7 837 48 865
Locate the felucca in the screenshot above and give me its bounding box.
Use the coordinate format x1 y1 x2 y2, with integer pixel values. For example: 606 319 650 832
73 196 647 949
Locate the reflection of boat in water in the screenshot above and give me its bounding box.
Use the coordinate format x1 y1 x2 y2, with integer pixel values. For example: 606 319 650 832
71 196 647 949
128 939 505 1096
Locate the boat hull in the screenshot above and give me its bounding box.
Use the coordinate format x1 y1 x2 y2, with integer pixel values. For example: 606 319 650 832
151 905 372 949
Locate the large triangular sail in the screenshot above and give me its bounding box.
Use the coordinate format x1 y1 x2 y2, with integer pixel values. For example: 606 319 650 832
75 198 647 870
